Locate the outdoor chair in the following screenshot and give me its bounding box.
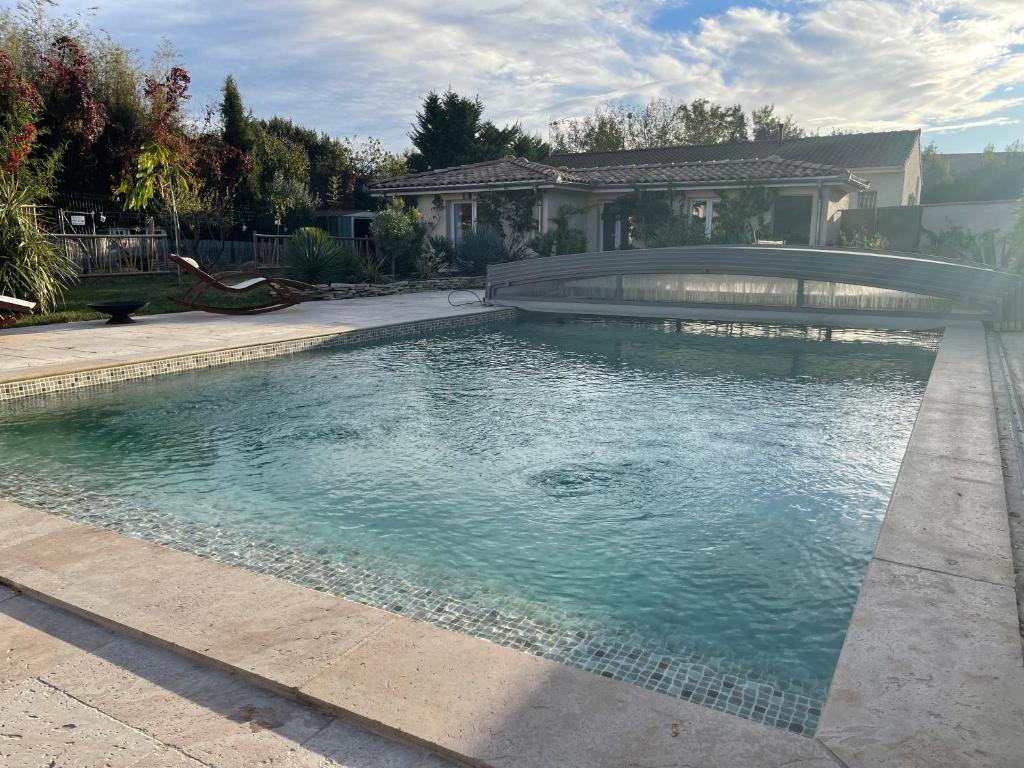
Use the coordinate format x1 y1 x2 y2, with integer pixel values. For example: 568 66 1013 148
169 254 325 315
0 295 37 328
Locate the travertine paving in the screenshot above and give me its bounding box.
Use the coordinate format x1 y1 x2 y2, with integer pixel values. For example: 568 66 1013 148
817 323 1024 768
0 292 500 382
0 585 453 768
0 500 837 768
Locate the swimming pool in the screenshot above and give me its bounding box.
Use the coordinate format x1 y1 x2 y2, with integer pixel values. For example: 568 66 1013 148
0 314 937 732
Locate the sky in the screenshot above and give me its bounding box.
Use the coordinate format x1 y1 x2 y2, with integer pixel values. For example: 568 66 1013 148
35 0 1024 154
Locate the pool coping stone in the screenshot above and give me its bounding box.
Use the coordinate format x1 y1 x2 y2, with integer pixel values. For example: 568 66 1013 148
816 321 1024 768
0 503 837 768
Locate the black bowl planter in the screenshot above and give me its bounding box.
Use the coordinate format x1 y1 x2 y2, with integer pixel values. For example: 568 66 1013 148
88 300 149 325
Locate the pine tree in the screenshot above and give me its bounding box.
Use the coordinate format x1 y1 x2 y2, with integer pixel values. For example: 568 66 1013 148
407 90 548 171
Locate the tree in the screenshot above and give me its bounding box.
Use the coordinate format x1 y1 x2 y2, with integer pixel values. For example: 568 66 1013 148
750 104 804 141
248 123 317 226
408 89 548 171
220 75 252 153
677 99 748 144
922 140 1024 203
370 198 425 276
549 105 630 153
36 35 109 192
115 65 196 254
550 98 755 153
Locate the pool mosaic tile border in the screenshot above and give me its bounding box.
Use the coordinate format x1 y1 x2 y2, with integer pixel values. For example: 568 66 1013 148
0 307 517 402
0 471 824 736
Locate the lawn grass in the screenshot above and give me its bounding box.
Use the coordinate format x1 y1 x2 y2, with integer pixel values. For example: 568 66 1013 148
14 272 276 327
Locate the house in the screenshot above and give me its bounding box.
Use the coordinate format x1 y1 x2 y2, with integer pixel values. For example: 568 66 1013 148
314 208 376 239
369 130 922 250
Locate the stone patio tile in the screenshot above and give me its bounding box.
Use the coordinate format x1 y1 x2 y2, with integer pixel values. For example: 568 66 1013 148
41 634 334 767
128 745 207 767
0 678 162 768
302 717 452 768
922 361 992 407
873 451 1013 585
0 595 116 691
0 517 396 690
301 617 836 768
0 498 73 551
903 398 1001 466
817 559 1024 768
0 292 503 386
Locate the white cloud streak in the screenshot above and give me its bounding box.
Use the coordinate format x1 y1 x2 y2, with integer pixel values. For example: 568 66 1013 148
52 0 1024 149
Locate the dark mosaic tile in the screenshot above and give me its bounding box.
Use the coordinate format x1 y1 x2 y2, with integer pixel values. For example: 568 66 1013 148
0 470 824 736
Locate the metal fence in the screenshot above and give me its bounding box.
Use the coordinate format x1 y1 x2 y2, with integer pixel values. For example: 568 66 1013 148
55 234 172 275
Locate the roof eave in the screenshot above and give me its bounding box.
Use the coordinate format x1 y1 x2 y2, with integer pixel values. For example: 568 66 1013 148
369 181 559 195
587 175 867 192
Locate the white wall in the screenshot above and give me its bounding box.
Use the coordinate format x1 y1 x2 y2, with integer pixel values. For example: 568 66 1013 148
921 200 1019 237
851 136 921 208
902 135 923 204
412 194 446 237
824 189 851 245
852 170 905 208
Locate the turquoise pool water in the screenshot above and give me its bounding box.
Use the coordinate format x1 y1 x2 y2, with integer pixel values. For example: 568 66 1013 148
0 315 936 704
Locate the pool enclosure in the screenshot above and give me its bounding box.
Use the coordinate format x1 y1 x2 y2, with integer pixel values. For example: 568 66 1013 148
486 245 1020 324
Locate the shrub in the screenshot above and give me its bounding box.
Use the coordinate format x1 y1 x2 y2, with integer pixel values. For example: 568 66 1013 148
284 227 358 284
427 235 456 264
646 216 708 247
454 226 505 275
840 227 889 250
371 198 426 276
413 236 446 279
528 204 589 257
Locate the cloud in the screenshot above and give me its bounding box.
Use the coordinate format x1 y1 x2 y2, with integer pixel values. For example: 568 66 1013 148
51 0 1024 149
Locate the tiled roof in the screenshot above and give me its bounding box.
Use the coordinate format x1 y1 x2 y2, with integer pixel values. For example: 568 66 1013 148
548 130 920 170
370 155 864 192
571 156 863 186
369 157 583 190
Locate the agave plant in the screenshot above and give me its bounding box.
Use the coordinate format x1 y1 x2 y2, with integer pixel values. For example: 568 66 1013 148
0 170 76 312
284 227 345 284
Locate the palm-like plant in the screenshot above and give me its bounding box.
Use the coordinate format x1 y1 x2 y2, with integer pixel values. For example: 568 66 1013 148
0 167 76 312
284 227 345 284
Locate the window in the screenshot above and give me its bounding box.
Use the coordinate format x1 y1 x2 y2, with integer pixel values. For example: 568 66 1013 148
688 199 715 237
856 190 877 209
450 201 476 240
601 204 629 250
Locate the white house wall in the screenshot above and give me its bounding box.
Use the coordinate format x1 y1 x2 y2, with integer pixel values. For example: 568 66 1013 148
851 170 905 207
397 184 857 249
902 135 923 204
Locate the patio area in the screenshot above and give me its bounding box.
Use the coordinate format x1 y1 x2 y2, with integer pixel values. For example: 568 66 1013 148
0 585 452 768
0 292 504 386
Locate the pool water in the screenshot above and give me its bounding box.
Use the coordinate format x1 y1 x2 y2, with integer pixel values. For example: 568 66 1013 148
0 315 937 705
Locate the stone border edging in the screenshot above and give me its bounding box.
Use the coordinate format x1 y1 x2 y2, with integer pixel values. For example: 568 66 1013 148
816 322 1024 768
0 307 515 402
0 503 836 768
